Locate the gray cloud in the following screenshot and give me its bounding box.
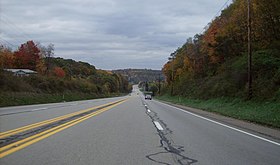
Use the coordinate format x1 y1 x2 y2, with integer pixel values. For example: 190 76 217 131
0 0 232 70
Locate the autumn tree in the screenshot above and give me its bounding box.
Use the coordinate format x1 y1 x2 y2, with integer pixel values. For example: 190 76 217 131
53 67 65 78
161 0 280 99
252 0 280 49
14 41 44 72
0 45 14 69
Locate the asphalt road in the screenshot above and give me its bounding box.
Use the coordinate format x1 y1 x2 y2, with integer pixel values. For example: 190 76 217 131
0 86 280 165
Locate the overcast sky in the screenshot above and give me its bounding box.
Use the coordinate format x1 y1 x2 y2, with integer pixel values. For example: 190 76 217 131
0 0 231 70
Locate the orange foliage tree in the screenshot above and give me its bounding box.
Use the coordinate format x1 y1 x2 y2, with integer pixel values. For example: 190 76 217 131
14 41 42 71
0 45 15 69
53 67 65 78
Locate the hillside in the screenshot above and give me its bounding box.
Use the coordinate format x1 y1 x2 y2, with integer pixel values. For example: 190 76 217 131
0 42 131 106
156 0 280 127
113 69 164 84
161 0 280 101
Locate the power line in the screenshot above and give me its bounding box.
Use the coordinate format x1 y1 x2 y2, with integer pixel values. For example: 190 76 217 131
0 37 17 49
0 32 24 47
0 14 33 48
212 0 232 20
0 14 32 41
199 0 232 35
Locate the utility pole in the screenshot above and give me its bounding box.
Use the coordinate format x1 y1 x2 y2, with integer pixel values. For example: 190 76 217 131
247 0 253 99
170 53 175 96
158 74 161 95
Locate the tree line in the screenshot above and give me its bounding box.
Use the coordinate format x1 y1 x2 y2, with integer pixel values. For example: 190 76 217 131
0 41 131 95
162 0 280 100
113 69 164 84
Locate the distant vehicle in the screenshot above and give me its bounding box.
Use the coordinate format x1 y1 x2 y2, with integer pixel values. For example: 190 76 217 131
145 94 152 100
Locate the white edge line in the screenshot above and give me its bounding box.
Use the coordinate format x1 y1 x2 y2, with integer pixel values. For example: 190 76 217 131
154 121 164 131
155 100 280 146
31 107 47 111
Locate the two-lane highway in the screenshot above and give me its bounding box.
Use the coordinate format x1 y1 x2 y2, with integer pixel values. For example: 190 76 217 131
1 86 280 164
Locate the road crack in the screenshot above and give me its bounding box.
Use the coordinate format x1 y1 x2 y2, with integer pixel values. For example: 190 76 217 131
142 100 198 165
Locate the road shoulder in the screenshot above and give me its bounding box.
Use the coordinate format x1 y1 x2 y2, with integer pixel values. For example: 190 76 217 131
156 99 280 142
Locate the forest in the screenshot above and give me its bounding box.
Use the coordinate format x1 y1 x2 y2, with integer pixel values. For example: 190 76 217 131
0 41 131 106
161 0 280 101
113 69 164 84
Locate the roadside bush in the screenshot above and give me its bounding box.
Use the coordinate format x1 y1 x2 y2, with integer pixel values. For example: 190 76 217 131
0 71 34 92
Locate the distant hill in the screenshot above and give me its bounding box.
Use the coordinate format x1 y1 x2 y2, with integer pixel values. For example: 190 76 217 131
112 69 164 84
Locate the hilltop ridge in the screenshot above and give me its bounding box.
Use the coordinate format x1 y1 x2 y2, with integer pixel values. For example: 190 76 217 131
112 69 164 84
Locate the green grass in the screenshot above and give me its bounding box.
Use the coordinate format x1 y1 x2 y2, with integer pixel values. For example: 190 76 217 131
0 92 126 107
156 95 280 129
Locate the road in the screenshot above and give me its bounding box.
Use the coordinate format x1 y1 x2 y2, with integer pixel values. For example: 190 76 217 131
0 86 280 165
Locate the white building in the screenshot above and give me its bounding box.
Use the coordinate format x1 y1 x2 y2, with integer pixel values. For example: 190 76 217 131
4 69 37 77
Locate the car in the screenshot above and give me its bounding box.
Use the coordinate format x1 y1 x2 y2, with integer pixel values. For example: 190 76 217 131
145 94 152 100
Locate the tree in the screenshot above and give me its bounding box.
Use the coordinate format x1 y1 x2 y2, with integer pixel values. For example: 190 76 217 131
14 41 42 71
39 43 54 74
161 0 280 99
149 84 158 96
53 67 65 78
252 0 280 49
0 45 14 69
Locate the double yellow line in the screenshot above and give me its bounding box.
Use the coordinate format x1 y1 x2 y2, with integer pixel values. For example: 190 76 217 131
0 99 127 158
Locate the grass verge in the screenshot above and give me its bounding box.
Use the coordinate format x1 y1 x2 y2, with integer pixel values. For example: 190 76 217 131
156 95 280 129
0 92 126 107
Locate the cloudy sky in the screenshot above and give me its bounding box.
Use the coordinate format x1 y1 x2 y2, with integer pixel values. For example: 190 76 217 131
0 0 231 70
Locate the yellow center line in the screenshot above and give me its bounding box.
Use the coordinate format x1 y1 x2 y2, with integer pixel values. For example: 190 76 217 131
0 99 127 158
0 99 124 138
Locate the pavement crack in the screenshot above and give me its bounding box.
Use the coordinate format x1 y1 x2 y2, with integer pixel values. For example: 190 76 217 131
142 100 198 165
